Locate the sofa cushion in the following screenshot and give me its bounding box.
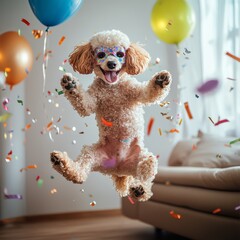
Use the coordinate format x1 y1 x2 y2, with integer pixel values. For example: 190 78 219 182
182 134 240 168
151 184 240 219
154 166 240 191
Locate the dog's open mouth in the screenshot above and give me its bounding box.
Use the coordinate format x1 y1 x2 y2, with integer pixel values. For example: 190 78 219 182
100 68 120 83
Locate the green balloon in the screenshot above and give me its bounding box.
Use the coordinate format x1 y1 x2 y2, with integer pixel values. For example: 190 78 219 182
151 0 196 44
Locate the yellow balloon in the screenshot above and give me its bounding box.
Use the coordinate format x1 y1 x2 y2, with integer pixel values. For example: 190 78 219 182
151 0 195 44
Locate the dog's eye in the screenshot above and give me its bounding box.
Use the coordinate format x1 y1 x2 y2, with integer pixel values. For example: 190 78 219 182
117 51 124 58
97 52 106 59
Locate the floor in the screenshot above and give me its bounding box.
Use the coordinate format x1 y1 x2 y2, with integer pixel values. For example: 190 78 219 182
0 214 189 240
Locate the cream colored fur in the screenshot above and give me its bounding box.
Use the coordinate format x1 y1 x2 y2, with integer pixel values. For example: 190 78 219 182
51 30 172 201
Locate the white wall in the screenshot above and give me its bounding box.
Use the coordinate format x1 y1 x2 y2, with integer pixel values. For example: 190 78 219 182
0 0 179 218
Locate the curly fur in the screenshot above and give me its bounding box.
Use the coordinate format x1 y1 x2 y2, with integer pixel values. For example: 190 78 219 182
51 30 172 202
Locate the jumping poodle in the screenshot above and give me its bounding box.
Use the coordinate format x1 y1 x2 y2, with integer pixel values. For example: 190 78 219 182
51 30 172 201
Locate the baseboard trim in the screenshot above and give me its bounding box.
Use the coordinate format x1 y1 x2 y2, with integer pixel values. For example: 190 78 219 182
0 209 121 225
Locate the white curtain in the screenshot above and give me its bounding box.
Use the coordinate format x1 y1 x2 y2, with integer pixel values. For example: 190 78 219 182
177 0 240 138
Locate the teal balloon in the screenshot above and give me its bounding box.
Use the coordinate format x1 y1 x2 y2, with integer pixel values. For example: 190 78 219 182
28 0 83 27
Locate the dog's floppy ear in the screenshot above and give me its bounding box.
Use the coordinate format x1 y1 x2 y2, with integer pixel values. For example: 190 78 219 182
125 43 150 75
69 42 94 74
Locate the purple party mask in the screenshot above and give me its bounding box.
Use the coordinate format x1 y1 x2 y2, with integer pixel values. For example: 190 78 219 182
94 46 126 65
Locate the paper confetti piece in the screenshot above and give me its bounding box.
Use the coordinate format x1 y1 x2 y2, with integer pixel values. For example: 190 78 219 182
90 201 96 207
235 205 240 211
184 102 193 119
51 188 57 194
63 125 72 131
197 79 219 94
170 210 182 219
101 117 113 127
169 128 179 133
229 138 240 145
212 208 221 214
46 121 53 130
2 98 9 111
0 113 12 122
178 118 183 125
192 144 197 150
195 94 199 98
58 36 66 45
55 88 64 95
208 117 215 125
128 196 135 204
147 117 154 135
32 30 43 39
21 18 30 26
23 123 31 131
214 119 229 126
58 66 66 72
5 150 13 162
36 176 40 181
158 128 162 136
20 164 37 172
17 99 23 106
4 188 22 200
226 52 240 62
227 77 236 81
37 179 43 188
57 116 62 122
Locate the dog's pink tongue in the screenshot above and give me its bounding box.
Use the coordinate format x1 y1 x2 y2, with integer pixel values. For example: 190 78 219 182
105 71 117 83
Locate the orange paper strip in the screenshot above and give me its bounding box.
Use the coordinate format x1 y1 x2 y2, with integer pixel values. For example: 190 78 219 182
184 102 193 119
147 117 154 135
58 36 66 45
101 117 113 127
226 52 240 62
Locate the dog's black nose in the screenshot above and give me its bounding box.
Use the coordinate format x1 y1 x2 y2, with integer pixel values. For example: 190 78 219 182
107 61 116 69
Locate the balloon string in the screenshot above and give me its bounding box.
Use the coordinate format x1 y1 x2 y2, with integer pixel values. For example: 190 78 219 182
42 28 49 94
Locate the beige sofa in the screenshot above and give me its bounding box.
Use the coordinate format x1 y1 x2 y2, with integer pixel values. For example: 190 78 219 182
122 139 240 240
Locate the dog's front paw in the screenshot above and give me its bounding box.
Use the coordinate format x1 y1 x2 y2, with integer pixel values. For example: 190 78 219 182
61 74 77 92
154 71 172 88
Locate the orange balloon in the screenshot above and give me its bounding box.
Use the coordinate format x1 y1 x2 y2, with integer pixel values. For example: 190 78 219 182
0 31 33 86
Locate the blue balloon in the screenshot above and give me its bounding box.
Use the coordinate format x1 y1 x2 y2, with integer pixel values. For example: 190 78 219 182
28 0 83 27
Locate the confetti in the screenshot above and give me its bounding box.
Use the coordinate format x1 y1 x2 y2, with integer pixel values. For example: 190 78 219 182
5 150 13 162
235 205 240 211
184 102 193 119
147 117 154 136
21 18 30 26
212 208 221 214
128 196 135 204
170 210 181 219
79 131 84 134
226 52 240 62
178 118 183 125
51 188 57 194
2 98 9 111
20 164 37 172
57 116 62 122
23 123 31 131
169 128 179 133
90 201 96 207
17 99 23 106
158 128 162 136
46 121 53 130
214 119 229 126
58 36 66 45
196 79 219 94
36 176 40 181
155 58 160 64
4 188 22 200
216 154 222 159
55 88 64 95
32 30 43 39
37 179 44 188
101 117 113 127
184 48 191 54
63 125 72 131
208 117 215 125
195 94 199 98
72 140 77 144
0 113 12 122
159 101 170 107
26 108 31 115
227 77 236 81
50 176 54 179
229 138 240 145
192 144 197 150
59 66 66 72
